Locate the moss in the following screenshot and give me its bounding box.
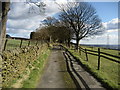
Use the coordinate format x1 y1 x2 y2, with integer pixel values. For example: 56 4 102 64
2 51 13 59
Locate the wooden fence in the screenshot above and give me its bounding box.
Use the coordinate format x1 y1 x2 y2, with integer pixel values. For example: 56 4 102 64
79 46 120 70
3 39 45 51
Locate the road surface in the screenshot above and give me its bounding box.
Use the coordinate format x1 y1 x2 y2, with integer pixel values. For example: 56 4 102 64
37 45 75 88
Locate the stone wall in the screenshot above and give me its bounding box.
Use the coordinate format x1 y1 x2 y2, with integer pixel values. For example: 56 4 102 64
1 44 48 87
0 55 2 88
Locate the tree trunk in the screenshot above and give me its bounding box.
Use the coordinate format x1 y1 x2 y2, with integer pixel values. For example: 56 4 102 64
67 29 71 48
75 33 79 50
0 2 10 52
67 38 70 48
76 39 79 50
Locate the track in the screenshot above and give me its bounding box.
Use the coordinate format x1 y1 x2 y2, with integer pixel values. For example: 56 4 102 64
62 47 106 90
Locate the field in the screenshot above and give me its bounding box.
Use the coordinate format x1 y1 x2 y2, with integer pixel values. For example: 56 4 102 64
68 45 119 89
5 39 38 50
81 45 119 56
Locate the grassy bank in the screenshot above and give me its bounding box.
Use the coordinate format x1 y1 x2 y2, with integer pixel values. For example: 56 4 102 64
67 45 119 89
10 46 51 88
22 48 50 88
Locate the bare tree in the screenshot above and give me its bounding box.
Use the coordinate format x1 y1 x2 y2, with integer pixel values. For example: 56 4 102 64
42 16 59 26
59 2 103 49
26 1 46 14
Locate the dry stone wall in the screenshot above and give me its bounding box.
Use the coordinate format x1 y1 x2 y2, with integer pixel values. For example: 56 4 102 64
0 55 2 88
1 44 48 87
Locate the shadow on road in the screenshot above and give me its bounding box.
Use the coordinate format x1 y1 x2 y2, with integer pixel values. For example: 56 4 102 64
52 45 62 51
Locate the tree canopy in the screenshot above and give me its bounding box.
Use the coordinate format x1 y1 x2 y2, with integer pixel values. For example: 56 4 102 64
31 25 72 44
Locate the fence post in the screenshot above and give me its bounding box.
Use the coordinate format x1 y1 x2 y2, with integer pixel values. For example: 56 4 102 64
20 39 23 48
79 46 81 55
3 39 8 51
85 48 88 61
28 40 30 46
98 48 101 70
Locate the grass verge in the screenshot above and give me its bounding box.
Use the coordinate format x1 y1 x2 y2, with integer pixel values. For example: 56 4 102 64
21 48 50 88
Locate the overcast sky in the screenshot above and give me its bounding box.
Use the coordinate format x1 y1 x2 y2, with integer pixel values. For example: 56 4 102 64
6 0 119 45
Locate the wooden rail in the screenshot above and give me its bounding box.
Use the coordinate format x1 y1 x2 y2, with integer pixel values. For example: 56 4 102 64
3 39 40 51
79 46 120 70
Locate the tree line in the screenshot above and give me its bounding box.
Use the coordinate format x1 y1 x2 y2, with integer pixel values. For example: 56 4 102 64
30 17 73 46
31 2 104 49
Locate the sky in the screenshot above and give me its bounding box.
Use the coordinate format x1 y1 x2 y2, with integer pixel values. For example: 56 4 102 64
6 0 119 45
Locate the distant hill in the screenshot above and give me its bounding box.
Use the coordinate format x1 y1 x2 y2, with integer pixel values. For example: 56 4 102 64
80 44 120 50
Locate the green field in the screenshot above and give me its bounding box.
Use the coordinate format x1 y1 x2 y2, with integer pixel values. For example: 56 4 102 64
80 45 119 56
5 39 39 50
68 45 119 89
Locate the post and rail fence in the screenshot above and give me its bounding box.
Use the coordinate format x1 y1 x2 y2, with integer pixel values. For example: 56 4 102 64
78 46 120 70
3 38 45 51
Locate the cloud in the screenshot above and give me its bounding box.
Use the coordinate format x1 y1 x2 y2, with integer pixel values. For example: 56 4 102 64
103 18 118 30
9 0 119 2
107 29 118 33
6 28 33 38
7 28 32 34
7 2 57 38
9 0 71 19
7 15 43 30
7 1 76 38
43 1 60 16
9 2 45 20
80 18 119 45
80 33 118 45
